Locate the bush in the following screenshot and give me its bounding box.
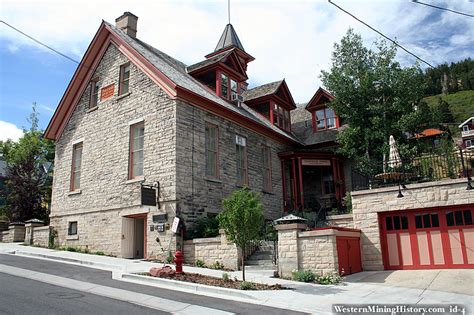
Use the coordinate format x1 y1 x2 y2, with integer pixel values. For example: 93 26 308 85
222 272 230 282
292 270 316 282
65 246 78 252
185 216 220 240
196 259 206 268
316 272 343 285
94 251 105 256
211 261 224 270
239 281 254 290
166 252 174 264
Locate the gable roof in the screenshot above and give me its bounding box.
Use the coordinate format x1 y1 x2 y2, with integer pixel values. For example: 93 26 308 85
414 128 447 139
214 24 245 53
305 87 335 111
44 21 300 145
459 117 474 128
242 80 296 109
187 48 248 80
187 50 233 73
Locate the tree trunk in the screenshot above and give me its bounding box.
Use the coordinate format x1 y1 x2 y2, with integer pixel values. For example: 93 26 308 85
241 244 246 282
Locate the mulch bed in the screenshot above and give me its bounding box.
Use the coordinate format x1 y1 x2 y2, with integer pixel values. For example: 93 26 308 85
142 271 286 290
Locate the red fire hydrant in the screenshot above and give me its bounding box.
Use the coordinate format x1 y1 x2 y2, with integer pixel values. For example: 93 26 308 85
174 250 184 274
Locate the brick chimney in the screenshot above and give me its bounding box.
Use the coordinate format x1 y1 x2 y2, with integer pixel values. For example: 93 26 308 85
115 12 138 38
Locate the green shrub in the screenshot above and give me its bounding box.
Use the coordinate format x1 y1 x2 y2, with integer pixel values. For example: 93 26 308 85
239 281 254 290
292 270 316 282
316 272 343 285
185 216 220 240
195 259 206 268
65 246 78 252
48 227 57 249
211 261 224 270
222 272 230 282
94 251 105 256
166 252 174 264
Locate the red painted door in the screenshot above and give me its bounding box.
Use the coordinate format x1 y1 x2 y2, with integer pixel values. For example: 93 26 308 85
336 237 362 275
380 205 474 270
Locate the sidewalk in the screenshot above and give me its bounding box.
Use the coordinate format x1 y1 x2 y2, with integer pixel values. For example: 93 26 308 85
1 242 472 315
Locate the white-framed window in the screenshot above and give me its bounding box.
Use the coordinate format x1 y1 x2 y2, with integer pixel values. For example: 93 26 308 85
68 221 78 236
129 122 144 179
235 135 248 186
466 139 472 148
70 142 83 191
119 63 130 95
463 125 469 132
205 123 219 178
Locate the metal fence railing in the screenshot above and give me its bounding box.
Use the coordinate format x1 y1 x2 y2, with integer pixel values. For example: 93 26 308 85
351 149 474 191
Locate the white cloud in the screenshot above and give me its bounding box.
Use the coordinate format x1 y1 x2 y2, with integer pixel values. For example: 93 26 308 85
0 121 23 142
1 0 472 102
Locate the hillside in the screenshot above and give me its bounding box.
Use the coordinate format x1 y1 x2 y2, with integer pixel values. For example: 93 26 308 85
424 90 474 125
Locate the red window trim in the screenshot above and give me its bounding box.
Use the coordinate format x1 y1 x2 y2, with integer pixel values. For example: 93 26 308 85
270 100 291 132
262 145 272 192
129 122 144 179
119 62 130 96
312 106 340 133
217 70 240 101
205 122 220 179
70 142 83 191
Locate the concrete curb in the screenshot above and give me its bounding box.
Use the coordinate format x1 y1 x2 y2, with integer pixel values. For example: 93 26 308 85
12 250 125 271
121 273 257 300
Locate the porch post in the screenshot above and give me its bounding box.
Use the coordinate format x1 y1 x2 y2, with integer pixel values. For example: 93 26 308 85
297 157 304 209
291 158 298 210
281 159 287 212
338 159 346 200
331 158 341 206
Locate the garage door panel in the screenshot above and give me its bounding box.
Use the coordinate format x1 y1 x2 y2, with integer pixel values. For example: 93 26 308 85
430 231 445 265
416 232 430 265
464 229 474 264
399 233 413 266
448 230 464 265
387 234 400 266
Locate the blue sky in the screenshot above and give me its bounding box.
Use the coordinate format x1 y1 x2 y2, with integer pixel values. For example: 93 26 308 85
1 0 473 141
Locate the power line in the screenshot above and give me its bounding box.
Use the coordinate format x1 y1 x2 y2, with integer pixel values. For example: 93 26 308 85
328 0 434 68
0 20 80 64
0 19 161 98
412 0 474 18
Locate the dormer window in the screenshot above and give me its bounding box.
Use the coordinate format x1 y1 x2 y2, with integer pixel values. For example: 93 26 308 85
231 79 238 100
315 107 336 131
221 73 228 99
272 103 290 131
463 125 469 132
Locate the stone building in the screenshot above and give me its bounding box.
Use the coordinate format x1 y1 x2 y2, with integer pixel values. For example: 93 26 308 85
44 12 347 260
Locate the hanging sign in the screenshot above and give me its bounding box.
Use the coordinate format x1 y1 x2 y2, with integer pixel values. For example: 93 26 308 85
141 186 157 206
301 159 331 166
171 217 180 233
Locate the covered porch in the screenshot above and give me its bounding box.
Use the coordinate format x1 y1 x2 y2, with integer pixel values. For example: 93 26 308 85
278 151 346 214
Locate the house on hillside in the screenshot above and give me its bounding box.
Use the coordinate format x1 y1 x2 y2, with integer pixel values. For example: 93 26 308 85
44 12 349 259
459 117 474 150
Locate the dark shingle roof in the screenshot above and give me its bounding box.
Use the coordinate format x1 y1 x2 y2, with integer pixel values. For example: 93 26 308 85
105 22 301 144
187 50 233 73
242 80 283 102
215 24 245 52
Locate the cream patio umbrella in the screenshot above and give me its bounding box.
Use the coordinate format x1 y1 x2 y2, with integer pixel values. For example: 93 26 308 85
388 135 402 169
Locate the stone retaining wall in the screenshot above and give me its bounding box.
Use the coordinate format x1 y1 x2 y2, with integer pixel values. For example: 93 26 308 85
327 214 354 228
276 223 360 278
183 230 240 270
351 178 474 271
32 226 50 247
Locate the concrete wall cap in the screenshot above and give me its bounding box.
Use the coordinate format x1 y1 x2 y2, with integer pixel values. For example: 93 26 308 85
326 214 353 220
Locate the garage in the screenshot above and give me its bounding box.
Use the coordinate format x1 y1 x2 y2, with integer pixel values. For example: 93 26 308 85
380 205 474 270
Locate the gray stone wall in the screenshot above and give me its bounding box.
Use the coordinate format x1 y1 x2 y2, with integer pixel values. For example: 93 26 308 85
32 226 50 247
49 43 178 258
351 178 474 271
175 100 289 224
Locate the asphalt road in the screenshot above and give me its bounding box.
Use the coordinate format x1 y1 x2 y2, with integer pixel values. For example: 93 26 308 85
0 254 307 315
0 272 163 315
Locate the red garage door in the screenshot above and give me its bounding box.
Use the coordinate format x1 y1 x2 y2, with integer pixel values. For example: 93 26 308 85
380 205 474 270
